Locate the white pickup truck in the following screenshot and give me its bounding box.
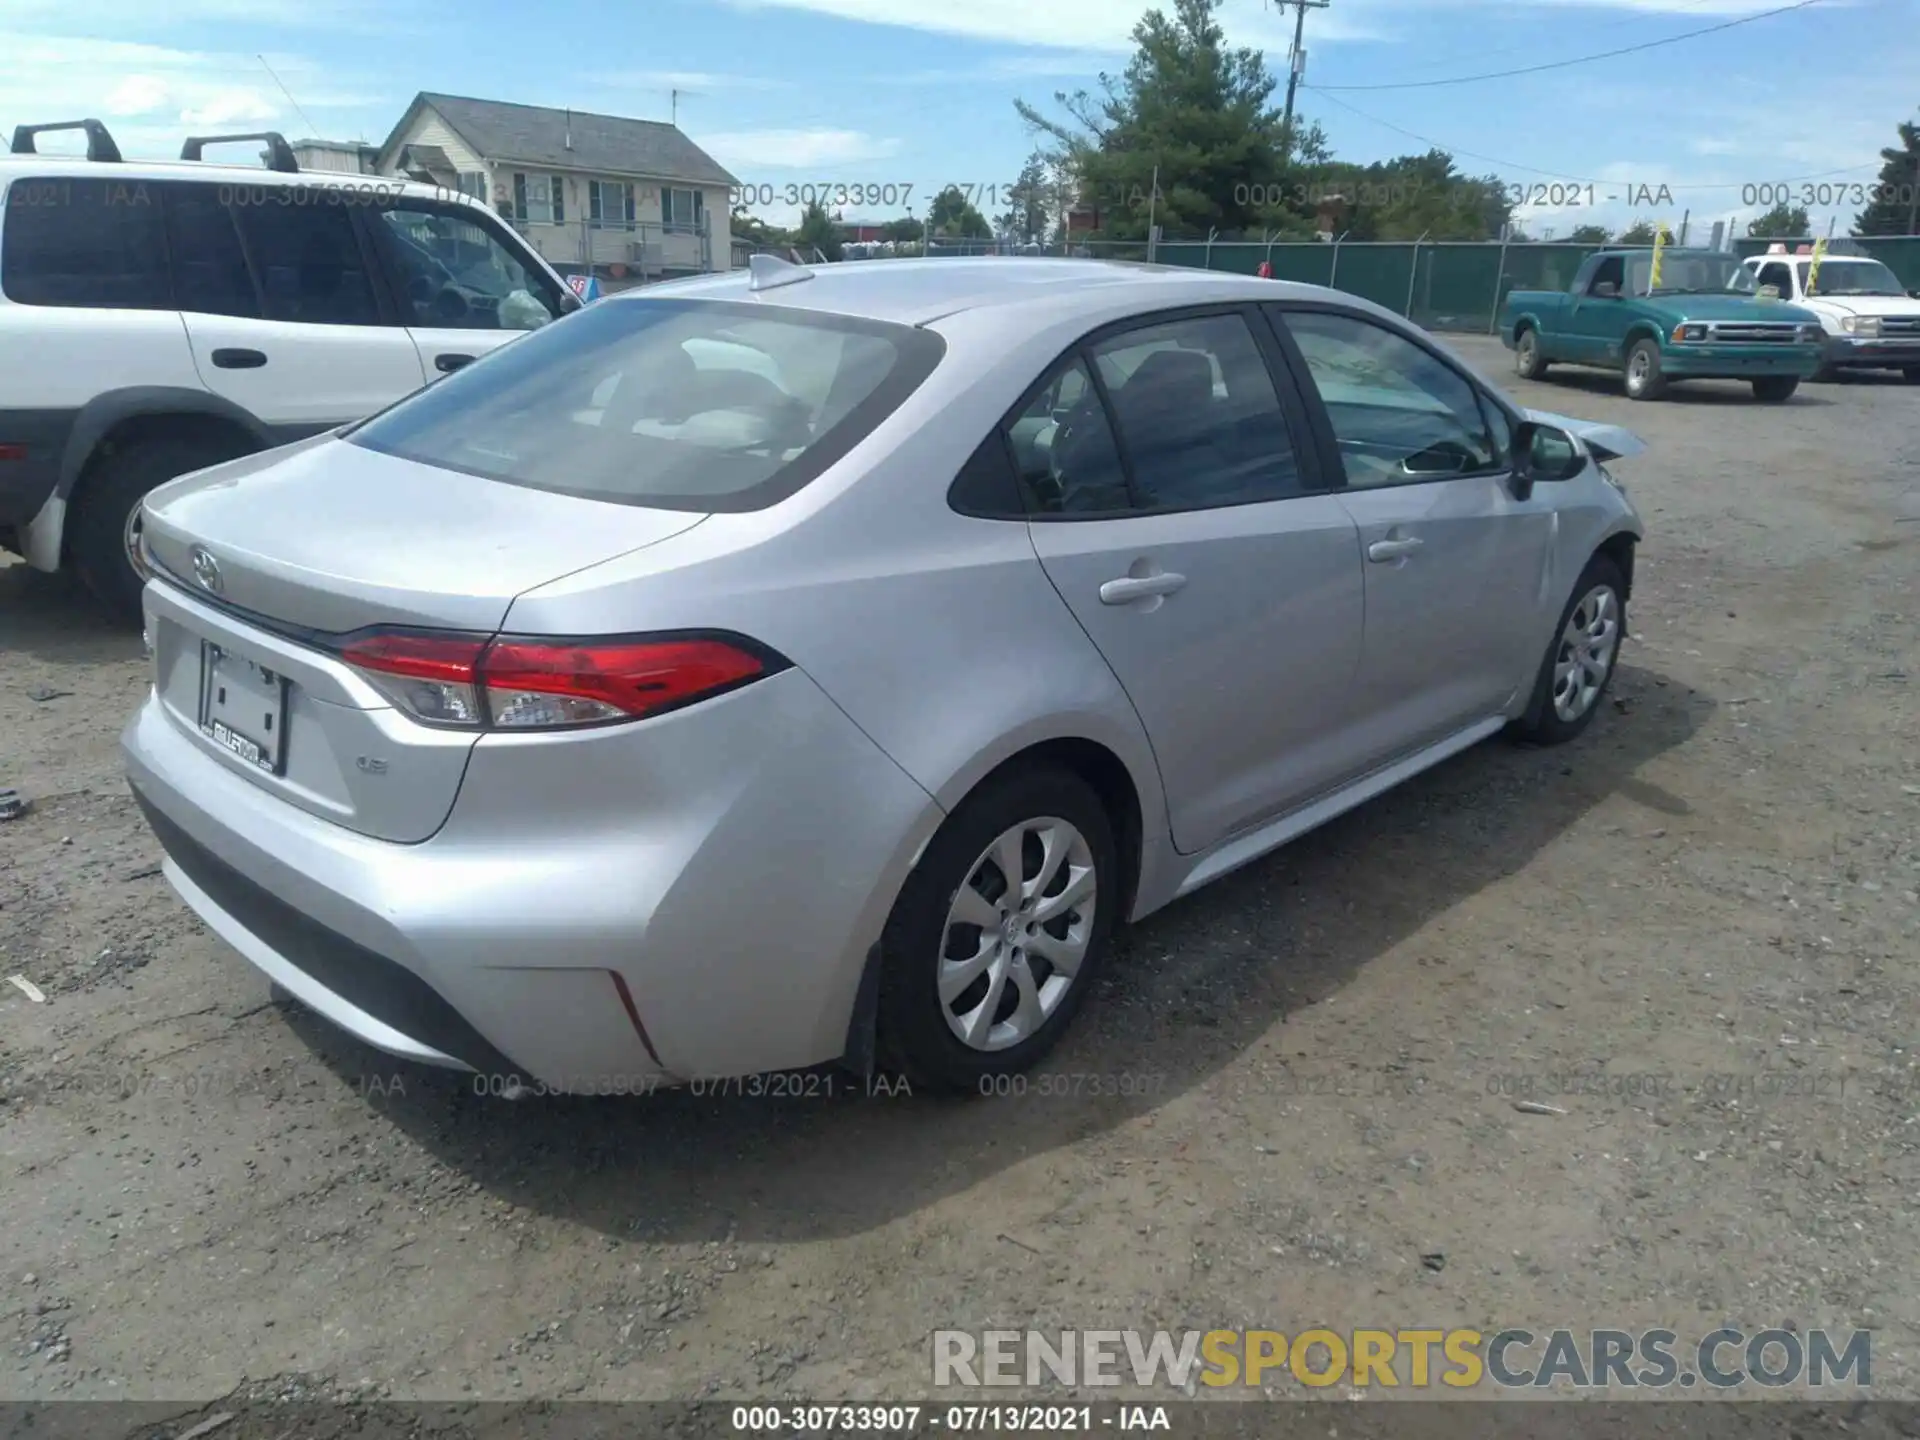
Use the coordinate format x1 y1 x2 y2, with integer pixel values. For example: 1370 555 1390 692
1738 243 1920 382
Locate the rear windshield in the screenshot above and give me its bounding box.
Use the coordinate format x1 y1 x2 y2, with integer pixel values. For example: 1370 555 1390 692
347 297 943 511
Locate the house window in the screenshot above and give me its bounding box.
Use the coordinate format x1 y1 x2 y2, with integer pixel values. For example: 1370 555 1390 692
512 173 568 225
456 171 486 200
589 180 637 226
664 187 704 232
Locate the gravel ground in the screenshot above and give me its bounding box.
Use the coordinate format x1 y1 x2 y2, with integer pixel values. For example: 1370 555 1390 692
1 337 1917 1410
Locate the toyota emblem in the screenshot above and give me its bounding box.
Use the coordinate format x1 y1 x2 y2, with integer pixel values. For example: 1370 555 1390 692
189 545 223 595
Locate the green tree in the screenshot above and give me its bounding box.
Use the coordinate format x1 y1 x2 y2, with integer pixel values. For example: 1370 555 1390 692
1300 151 1512 241
1567 223 1612 244
1617 220 1659 245
997 151 1054 244
1854 118 1920 235
794 200 843 261
1014 0 1315 241
1747 202 1811 238
881 215 924 243
730 207 792 251
927 185 993 238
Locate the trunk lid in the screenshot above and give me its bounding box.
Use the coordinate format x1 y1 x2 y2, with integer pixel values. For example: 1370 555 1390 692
140 434 706 634
138 435 707 843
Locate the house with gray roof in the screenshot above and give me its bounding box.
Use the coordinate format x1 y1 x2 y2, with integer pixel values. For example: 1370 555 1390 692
373 92 739 283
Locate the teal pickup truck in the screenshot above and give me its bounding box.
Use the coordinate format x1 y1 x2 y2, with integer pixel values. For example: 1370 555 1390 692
1500 247 1826 402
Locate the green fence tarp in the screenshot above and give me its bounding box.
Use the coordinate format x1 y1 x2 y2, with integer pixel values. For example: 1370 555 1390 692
1143 238 1920 332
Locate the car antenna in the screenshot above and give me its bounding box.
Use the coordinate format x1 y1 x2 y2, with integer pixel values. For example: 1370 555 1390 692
748 252 815 292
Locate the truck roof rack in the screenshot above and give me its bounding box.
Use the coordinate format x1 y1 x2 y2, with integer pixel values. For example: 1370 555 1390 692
9 119 122 163
180 132 300 174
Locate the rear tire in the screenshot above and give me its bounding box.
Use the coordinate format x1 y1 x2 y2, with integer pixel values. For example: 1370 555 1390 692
1904 366 1920 384
71 434 250 623
1751 376 1799 403
1509 553 1628 747
1513 327 1549 380
1622 339 1666 401
876 764 1118 1094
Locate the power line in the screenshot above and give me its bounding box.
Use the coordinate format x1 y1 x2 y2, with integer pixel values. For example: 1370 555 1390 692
256 54 322 138
1374 0 1772 80
1307 0 1825 91
1302 83 1881 194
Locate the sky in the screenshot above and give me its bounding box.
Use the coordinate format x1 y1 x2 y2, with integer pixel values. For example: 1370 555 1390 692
1 0 1915 241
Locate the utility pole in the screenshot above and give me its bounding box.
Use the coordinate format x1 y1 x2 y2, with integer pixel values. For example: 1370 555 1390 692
1276 0 1330 155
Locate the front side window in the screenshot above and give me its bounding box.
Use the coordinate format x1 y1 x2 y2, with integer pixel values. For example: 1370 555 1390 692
1089 313 1307 510
348 298 944 511
229 201 379 326
1279 309 1497 488
368 203 561 331
1755 262 1794 298
1 176 169 309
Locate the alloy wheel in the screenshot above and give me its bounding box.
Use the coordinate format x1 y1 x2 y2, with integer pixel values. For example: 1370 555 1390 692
938 817 1097 1052
1552 584 1621 722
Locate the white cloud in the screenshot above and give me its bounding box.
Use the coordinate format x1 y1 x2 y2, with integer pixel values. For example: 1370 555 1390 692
591 69 791 91
179 89 279 126
714 0 1382 51
0 33 391 155
702 127 905 168
103 74 172 116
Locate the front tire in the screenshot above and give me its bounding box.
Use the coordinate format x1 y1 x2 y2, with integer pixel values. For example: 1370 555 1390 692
1513 327 1549 381
1904 366 1920 384
1752 376 1799 403
1510 553 1627 746
876 764 1118 1094
1622 339 1666 401
70 434 249 623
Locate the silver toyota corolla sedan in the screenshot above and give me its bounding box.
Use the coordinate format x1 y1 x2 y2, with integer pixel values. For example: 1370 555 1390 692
122 256 1645 1095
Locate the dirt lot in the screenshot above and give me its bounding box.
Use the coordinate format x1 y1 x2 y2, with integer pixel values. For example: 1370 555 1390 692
2 336 1917 1409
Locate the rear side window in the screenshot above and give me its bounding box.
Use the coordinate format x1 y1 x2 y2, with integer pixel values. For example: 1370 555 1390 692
164 184 260 319
347 297 945 512
2 177 170 309
229 202 380 326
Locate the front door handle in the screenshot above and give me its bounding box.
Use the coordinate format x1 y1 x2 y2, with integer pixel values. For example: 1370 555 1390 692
435 353 476 373
211 348 267 369
1367 536 1424 562
1099 571 1187 605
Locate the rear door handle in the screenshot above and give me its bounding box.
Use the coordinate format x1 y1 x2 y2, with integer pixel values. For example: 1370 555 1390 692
1099 571 1187 604
1367 537 1424 562
210 348 267 369
435 353 476 373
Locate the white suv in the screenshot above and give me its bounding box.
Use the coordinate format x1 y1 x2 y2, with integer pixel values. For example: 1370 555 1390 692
1740 243 1920 384
0 120 578 618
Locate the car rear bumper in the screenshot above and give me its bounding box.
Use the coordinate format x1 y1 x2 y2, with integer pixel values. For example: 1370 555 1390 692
122 660 942 1090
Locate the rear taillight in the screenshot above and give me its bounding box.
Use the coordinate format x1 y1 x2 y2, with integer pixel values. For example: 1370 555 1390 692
336 629 782 731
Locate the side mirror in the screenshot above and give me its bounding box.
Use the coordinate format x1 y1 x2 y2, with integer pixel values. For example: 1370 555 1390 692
1909 289 1920 300
1591 281 1619 298
558 290 583 315
1512 420 1586 499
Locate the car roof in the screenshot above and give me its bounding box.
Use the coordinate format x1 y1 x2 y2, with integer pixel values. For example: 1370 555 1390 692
613 257 1340 327
0 153 453 202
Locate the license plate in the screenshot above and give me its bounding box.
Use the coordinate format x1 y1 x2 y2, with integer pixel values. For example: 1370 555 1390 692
198 642 288 775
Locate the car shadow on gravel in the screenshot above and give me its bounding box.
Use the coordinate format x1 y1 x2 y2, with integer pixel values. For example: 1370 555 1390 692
279 660 1709 1244
0 560 140 665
